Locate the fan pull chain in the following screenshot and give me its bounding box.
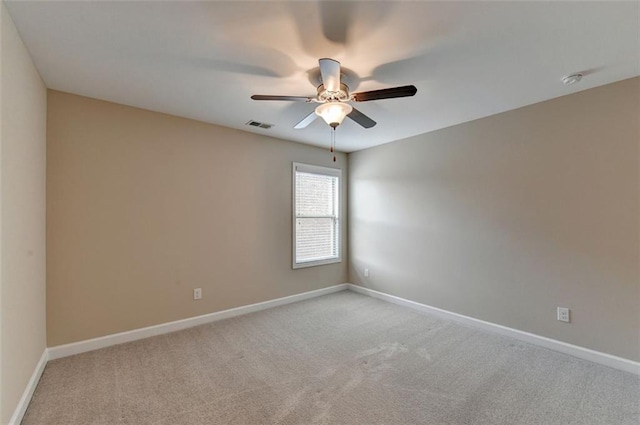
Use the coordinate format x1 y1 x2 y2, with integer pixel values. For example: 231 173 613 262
330 127 335 153
331 128 336 162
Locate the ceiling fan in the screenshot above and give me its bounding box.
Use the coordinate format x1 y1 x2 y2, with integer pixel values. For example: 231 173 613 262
251 58 417 130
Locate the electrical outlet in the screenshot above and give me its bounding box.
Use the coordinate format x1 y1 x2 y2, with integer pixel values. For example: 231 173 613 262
364 268 369 278
193 288 202 300
557 307 570 323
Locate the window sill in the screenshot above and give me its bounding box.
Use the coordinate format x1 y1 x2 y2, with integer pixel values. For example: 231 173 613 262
293 257 341 269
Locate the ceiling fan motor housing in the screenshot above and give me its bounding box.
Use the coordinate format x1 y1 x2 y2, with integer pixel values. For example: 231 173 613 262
317 83 350 103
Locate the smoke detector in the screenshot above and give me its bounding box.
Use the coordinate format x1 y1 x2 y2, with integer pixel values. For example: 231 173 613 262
561 73 582 85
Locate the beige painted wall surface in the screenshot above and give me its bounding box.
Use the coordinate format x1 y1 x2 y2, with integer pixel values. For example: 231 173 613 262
349 78 640 361
47 91 348 346
0 3 47 423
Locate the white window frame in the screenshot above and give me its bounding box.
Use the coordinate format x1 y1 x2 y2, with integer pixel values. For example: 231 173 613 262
292 162 341 269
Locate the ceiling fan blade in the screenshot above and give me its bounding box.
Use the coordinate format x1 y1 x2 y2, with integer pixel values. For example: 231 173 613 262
347 107 376 129
319 58 341 92
352 85 417 102
251 95 313 102
294 111 319 129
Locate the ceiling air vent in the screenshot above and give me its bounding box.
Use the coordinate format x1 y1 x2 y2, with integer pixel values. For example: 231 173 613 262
245 120 274 130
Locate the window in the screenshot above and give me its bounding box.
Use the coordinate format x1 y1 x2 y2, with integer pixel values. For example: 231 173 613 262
293 162 341 268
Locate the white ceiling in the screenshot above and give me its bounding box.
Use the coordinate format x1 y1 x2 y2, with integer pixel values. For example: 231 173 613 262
5 1 639 152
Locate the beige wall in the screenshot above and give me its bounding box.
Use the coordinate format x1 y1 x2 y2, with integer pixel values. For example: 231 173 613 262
0 2 47 423
47 91 348 346
349 78 640 361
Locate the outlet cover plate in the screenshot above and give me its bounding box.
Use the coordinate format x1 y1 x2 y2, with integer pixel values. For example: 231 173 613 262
557 307 570 323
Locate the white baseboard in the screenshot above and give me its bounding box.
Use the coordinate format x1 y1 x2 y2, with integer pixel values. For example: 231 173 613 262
347 284 640 376
8 349 49 425
48 283 348 360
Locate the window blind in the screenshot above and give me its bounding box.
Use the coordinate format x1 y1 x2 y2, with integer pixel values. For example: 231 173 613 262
293 163 340 268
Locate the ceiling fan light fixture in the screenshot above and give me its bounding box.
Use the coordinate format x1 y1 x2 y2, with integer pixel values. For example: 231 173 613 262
315 102 353 128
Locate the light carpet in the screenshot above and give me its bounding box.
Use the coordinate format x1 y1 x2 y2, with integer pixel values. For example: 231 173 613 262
22 291 639 424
